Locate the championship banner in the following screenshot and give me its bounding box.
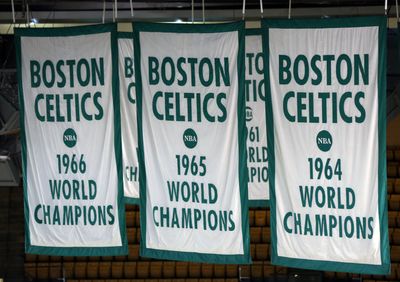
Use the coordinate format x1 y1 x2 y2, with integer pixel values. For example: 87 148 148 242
245 29 269 207
263 17 390 274
118 32 139 204
16 24 128 256
134 22 250 264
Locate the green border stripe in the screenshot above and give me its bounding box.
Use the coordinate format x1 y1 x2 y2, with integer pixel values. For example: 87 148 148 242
134 21 251 264
118 31 140 206
262 16 390 275
16 23 128 256
118 32 133 39
245 28 270 208
124 197 140 205
248 200 269 208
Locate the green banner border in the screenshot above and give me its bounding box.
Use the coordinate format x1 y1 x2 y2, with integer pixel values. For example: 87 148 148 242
245 28 270 208
118 32 140 206
134 21 251 264
15 23 128 256
262 16 390 275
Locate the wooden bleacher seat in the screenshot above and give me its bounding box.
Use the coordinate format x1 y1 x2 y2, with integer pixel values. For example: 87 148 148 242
49 256 62 263
36 263 49 280
239 265 250 279
189 262 201 278
388 211 400 227
111 261 124 278
74 262 87 278
255 210 267 227
201 263 214 278
250 244 256 258
127 227 136 244
176 261 189 278
255 244 269 261
394 179 400 194
388 178 395 194
251 262 263 278
393 229 400 246
49 263 62 278
261 227 270 243
86 261 99 278
100 255 113 261
123 261 137 278
24 262 36 278
98 261 111 278
150 261 163 278
248 210 255 226
391 245 400 262
388 149 395 162
37 255 49 262
25 253 36 262
126 211 135 227
388 163 398 178
137 261 150 278
250 227 262 243
263 263 275 277
136 210 141 227
63 255 75 261
63 261 74 277
163 261 176 278
225 264 238 278
390 195 400 210
213 264 225 278
395 149 400 162
137 228 141 243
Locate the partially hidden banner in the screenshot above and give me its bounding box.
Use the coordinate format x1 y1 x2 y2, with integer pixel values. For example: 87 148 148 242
263 17 390 274
245 29 269 207
118 32 139 204
134 22 251 264
16 24 128 256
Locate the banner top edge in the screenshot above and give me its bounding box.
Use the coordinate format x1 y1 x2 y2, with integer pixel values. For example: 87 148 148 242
14 22 117 37
132 20 245 34
261 15 386 29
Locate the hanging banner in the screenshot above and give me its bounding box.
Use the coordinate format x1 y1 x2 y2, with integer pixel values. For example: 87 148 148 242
118 32 139 204
245 29 269 207
16 24 128 256
134 22 250 264
263 17 390 274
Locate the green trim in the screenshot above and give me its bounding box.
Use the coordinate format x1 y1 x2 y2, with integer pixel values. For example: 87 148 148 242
141 247 251 264
245 28 261 36
377 16 391 274
14 23 115 37
237 22 252 265
262 16 390 274
118 32 133 39
245 28 270 207
124 197 140 205
118 31 139 207
133 21 243 33
111 24 129 256
248 200 269 208
16 23 128 256
134 21 251 264
15 27 30 253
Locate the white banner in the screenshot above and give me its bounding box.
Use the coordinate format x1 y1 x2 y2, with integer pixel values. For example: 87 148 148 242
134 22 250 264
118 33 139 203
16 24 127 256
264 17 390 274
245 30 269 206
